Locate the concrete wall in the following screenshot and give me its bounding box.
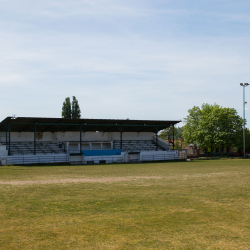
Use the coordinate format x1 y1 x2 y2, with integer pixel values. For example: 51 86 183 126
0 145 8 157
7 131 154 142
56 131 154 142
69 155 84 164
154 136 170 150
9 132 53 142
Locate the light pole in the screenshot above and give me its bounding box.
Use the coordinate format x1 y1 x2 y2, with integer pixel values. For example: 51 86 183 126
240 83 249 158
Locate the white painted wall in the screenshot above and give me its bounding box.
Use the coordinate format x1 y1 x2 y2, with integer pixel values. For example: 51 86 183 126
8 131 154 142
84 152 126 164
154 136 170 150
56 131 154 141
9 132 52 142
0 145 8 157
69 155 84 164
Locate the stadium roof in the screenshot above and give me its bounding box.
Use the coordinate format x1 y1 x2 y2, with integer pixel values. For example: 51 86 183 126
0 117 181 133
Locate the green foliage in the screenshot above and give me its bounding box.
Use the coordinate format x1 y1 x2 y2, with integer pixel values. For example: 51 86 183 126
158 126 183 140
61 97 71 119
235 128 250 152
174 140 182 149
183 103 243 150
71 96 81 119
62 96 81 119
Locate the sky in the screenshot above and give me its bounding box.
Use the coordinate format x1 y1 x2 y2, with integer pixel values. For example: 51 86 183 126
1 0 250 127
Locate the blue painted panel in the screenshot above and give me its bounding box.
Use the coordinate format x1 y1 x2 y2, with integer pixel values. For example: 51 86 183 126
82 149 122 156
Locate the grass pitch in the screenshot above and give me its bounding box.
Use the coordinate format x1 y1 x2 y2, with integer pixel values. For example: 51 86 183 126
0 159 250 249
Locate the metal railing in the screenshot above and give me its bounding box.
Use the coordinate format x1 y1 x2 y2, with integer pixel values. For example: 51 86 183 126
56 138 69 153
89 156 124 164
69 150 83 155
5 155 69 165
199 151 249 158
142 152 186 162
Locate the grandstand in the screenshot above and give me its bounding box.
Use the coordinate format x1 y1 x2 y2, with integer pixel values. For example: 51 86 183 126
0 117 185 165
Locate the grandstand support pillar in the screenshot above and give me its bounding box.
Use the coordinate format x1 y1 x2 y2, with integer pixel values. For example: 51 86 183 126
8 124 11 156
5 125 8 151
120 126 123 150
80 125 82 154
172 124 175 150
156 126 158 151
34 125 36 155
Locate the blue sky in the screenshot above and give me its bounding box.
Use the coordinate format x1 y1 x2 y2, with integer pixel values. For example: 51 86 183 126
1 0 250 127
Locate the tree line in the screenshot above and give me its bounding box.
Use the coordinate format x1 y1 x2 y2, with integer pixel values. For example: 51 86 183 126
159 103 250 152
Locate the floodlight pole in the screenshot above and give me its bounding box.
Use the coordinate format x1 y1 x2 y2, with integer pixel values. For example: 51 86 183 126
240 83 249 158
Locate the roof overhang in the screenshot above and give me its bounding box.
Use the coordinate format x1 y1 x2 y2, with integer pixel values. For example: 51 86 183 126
0 117 181 133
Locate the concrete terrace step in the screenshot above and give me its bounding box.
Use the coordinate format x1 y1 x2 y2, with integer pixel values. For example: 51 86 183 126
3 141 66 156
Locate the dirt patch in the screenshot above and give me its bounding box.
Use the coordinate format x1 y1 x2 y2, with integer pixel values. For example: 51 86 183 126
0 176 162 186
0 172 238 186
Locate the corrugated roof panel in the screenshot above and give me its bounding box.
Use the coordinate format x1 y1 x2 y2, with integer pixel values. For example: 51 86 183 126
0 117 181 133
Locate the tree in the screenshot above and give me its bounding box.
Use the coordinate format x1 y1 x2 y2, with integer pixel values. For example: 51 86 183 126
158 126 183 141
71 96 81 119
159 126 184 149
235 128 250 152
62 97 72 119
62 96 81 119
183 103 243 151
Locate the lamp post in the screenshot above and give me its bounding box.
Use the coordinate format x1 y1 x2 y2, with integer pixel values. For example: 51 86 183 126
240 83 249 158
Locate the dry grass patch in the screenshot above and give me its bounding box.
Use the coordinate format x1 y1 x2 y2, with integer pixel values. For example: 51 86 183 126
0 159 250 249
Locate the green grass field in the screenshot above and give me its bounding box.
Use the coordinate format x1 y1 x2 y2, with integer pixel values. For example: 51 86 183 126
0 159 250 249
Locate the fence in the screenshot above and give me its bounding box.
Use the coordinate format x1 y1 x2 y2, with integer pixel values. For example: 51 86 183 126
199 152 245 158
4 155 69 165
89 156 124 164
141 152 186 162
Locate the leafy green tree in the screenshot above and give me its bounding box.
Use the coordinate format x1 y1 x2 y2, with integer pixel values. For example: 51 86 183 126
71 96 81 119
159 126 183 141
183 103 243 151
62 97 72 119
235 128 250 152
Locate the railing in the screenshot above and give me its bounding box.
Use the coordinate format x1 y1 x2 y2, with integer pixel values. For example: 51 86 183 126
199 151 249 158
5 155 69 165
89 156 124 164
69 150 83 155
6 150 63 155
56 138 69 153
153 135 170 150
142 152 186 162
